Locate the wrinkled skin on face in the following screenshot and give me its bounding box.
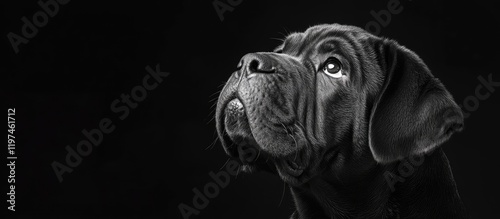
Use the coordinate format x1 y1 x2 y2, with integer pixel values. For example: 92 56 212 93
216 24 382 186
215 23 466 218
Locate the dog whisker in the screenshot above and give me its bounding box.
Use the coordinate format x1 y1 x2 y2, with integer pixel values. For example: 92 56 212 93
219 158 231 171
255 149 262 161
281 26 291 37
278 180 286 207
270 37 285 42
217 82 226 89
209 96 220 104
205 114 216 125
205 136 219 150
209 89 222 98
204 106 217 124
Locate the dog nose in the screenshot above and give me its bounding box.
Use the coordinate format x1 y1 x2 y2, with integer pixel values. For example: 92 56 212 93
236 53 276 78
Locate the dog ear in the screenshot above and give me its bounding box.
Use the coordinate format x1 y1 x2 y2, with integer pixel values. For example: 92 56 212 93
368 39 464 163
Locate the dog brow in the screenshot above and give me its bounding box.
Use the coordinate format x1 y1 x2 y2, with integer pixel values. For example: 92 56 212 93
316 38 340 55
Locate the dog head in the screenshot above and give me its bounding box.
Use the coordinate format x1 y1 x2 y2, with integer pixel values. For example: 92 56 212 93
215 24 463 186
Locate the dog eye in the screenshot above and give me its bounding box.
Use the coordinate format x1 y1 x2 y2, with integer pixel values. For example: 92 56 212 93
322 58 343 78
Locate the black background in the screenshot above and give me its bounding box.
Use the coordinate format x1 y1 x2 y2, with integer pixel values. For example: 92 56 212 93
3 0 500 218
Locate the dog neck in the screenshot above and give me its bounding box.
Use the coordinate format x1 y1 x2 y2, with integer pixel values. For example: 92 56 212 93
291 163 394 218
289 148 467 218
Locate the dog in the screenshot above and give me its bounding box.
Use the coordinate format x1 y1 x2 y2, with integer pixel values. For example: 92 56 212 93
215 24 468 218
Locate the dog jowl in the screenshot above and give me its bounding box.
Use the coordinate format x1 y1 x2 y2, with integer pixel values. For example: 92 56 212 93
215 24 468 218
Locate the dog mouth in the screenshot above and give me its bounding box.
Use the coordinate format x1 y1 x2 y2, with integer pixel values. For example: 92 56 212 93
216 97 312 185
277 156 306 177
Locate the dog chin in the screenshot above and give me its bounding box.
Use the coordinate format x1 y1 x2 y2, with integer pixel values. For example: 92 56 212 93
226 139 307 182
231 140 312 187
